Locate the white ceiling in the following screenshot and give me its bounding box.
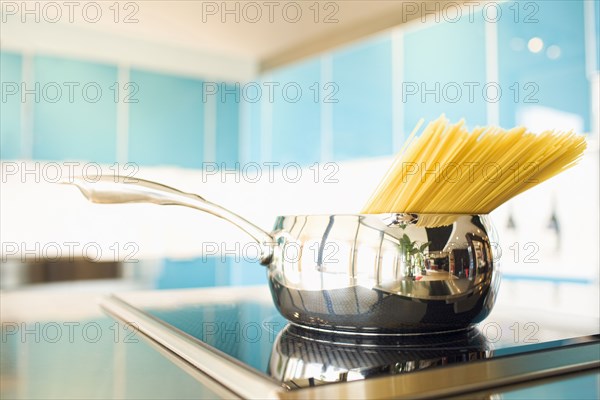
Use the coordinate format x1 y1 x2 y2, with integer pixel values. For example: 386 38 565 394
81 1 409 59
1 1 473 79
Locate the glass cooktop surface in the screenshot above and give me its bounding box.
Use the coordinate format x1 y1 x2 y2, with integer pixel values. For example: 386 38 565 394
104 286 599 392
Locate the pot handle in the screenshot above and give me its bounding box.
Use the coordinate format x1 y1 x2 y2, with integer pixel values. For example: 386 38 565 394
68 175 275 265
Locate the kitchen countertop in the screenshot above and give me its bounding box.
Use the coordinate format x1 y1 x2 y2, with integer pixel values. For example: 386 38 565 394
1 283 599 399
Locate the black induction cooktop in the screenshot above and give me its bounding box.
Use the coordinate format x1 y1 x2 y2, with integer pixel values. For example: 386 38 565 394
100 286 600 398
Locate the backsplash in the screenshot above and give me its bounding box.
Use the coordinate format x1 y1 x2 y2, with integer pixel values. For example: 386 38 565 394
1 0 598 292
2 1 598 165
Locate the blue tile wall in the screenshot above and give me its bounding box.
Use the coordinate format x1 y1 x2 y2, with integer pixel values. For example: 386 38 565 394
7 2 595 166
403 14 488 132
497 0 590 130
215 83 240 166
32 56 118 162
269 58 322 165
155 257 222 289
0 52 22 159
246 99 262 162
128 69 204 168
595 0 600 71
332 35 393 160
155 257 267 289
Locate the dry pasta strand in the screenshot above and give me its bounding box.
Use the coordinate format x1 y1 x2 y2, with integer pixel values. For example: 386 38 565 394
362 116 587 214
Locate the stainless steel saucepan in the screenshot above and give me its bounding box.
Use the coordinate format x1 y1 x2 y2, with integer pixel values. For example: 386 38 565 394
70 176 501 334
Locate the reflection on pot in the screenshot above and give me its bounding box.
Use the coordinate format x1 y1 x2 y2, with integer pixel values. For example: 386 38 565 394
269 214 500 333
268 324 493 388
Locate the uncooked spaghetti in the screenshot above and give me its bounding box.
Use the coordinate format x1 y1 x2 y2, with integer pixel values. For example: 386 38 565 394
362 116 587 214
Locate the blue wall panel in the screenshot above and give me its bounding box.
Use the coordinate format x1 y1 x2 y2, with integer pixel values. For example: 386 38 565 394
247 99 262 162
156 258 224 289
270 58 321 165
332 36 393 160
0 52 22 159
129 69 204 168
154 257 266 289
216 83 240 165
403 15 487 132
498 0 590 130
595 0 600 71
32 56 118 162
